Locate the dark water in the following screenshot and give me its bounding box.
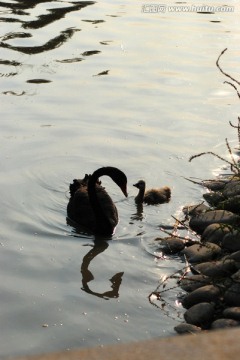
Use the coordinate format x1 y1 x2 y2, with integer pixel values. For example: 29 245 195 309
0 0 239 357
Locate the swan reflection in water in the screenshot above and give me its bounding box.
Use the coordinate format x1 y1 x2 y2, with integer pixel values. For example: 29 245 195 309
66 167 127 299
81 241 124 300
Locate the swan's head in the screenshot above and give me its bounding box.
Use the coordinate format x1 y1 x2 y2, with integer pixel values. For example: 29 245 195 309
106 167 128 197
133 180 146 190
114 171 128 197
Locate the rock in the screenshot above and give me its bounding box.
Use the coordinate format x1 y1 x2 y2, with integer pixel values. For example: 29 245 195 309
217 195 240 213
223 180 240 198
202 180 227 191
231 269 240 282
226 250 240 263
226 253 240 270
193 259 237 278
184 302 215 327
155 236 185 254
182 203 209 217
201 223 232 245
223 307 240 321
181 285 220 309
211 318 240 329
224 283 240 306
181 242 222 263
174 323 202 334
189 210 240 235
222 231 240 252
203 192 225 207
179 274 211 292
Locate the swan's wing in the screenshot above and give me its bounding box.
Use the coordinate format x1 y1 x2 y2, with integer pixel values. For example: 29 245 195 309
67 184 118 231
67 187 95 228
69 176 90 197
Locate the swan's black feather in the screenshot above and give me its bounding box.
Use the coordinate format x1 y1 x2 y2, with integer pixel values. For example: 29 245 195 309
67 167 127 236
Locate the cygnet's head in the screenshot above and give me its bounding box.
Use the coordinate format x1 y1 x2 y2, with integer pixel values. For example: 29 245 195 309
133 180 146 190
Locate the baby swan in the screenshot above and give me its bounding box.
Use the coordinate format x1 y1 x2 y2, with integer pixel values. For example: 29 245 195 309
133 180 171 205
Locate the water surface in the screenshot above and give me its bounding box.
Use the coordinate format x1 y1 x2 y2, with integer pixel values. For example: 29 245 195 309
1 0 240 357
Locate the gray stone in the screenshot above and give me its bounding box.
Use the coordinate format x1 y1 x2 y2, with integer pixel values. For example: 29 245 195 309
231 269 240 283
203 192 225 207
193 259 237 278
174 323 202 334
184 302 215 327
189 210 240 235
222 231 240 252
224 252 240 270
233 261 240 270
179 275 211 292
182 203 209 217
201 223 232 245
155 236 185 254
181 242 221 263
211 318 240 329
202 180 227 191
223 307 240 321
182 285 220 309
217 195 240 213
223 180 240 198
226 250 240 262
224 283 240 306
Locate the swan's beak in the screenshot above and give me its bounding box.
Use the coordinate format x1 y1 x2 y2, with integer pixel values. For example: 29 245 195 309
133 183 137 188
121 185 128 197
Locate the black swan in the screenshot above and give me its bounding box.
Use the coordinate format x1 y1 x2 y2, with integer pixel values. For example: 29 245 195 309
133 180 171 205
67 167 128 236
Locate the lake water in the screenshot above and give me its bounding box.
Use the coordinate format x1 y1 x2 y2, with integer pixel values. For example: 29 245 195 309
1 0 240 357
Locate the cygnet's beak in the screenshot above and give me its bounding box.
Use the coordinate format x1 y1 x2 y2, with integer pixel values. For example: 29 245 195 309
133 183 138 188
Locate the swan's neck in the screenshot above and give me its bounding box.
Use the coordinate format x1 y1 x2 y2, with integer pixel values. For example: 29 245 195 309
88 169 114 234
135 186 145 204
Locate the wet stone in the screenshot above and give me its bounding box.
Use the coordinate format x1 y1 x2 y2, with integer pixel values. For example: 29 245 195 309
174 323 202 335
155 236 185 254
179 274 211 292
216 195 240 213
211 318 240 329
222 231 240 252
224 283 240 306
181 285 220 309
223 307 240 321
193 259 237 278
203 192 225 207
184 302 215 327
181 242 221 263
189 210 240 235
226 250 240 263
223 180 240 198
202 180 227 191
224 250 240 270
201 223 232 246
182 203 209 217
231 269 240 283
